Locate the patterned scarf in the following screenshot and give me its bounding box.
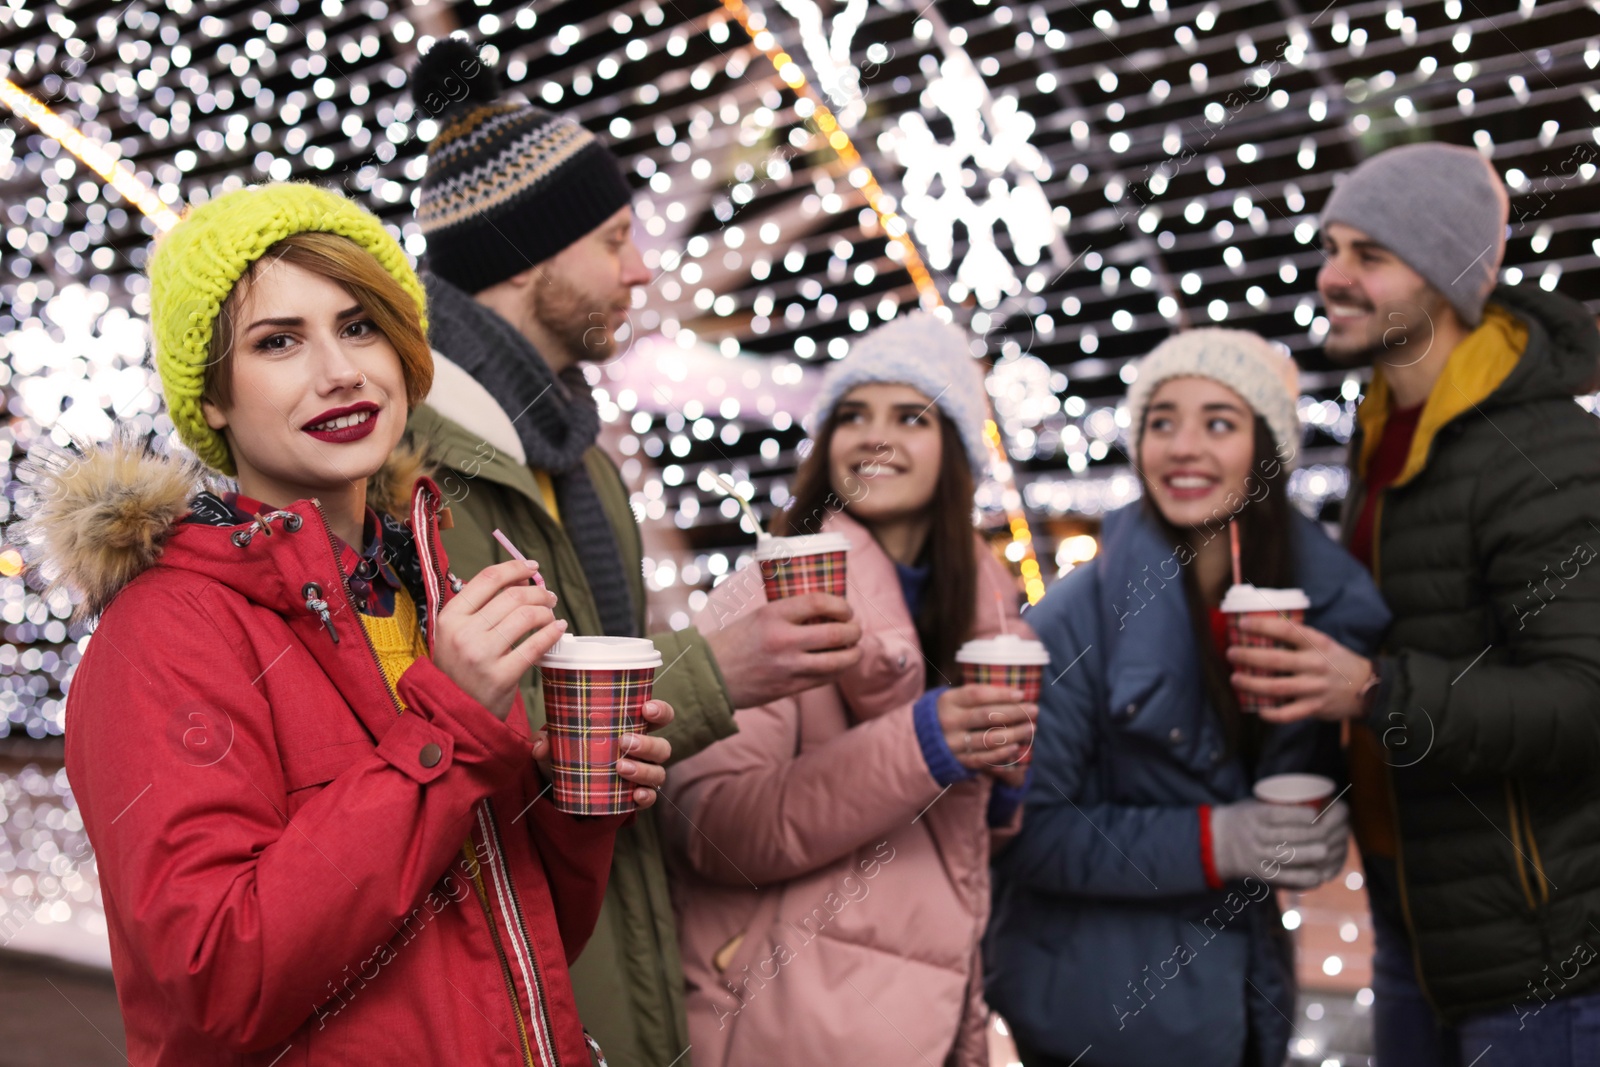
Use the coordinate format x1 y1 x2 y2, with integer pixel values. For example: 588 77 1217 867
421 271 637 638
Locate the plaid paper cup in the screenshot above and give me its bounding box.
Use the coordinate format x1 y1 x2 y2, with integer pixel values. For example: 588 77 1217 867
956 634 1050 766
1226 606 1307 714
961 662 1044 765
754 533 851 608
539 637 662 816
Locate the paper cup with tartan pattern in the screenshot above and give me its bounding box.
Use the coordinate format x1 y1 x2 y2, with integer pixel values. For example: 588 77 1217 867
956 634 1050 765
753 532 851 605
539 636 662 815
1221 584 1311 714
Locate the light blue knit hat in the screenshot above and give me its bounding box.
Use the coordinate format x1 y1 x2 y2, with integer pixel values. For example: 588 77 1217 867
806 311 991 475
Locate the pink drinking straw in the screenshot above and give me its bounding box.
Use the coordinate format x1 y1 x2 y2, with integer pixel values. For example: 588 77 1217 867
493 528 546 588
995 589 1010 637
1229 522 1242 587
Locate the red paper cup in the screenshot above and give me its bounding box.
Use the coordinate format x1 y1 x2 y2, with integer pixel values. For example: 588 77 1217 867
539 636 662 815
754 533 851 620
956 635 1050 765
1221 585 1311 714
1253 772 1336 810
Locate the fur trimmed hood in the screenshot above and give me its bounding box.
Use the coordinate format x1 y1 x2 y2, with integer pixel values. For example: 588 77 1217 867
11 429 431 621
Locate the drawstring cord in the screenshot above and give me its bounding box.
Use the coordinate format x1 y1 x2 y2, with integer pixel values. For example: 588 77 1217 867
301 582 341 644
224 509 341 642
230 509 302 547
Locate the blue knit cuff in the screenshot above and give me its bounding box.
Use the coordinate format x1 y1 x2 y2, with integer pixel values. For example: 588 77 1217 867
913 687 976 787
988 768 1032 827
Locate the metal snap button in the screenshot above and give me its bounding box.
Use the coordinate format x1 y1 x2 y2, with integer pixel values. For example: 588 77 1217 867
1123 703 1138 718
419 743 443 768
1168 727 1184 745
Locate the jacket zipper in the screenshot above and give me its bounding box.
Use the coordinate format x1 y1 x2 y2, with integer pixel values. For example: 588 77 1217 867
1519 783 1552 905
1505 783 1538 910
408 488 561 1066
1505 783 1550 909
484 801 560 1061
309 497 547 1066
309 499 402 721
463 838 540 1067
1368 489 1438 1009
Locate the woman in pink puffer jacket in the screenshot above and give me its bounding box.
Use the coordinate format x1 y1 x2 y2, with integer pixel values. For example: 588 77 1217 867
661 314 1039 1067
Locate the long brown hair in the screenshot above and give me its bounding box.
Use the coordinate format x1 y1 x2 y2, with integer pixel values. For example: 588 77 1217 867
778 403 978 689
1145 414 1295 763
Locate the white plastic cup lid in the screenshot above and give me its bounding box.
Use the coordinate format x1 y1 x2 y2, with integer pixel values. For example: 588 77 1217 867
539 635 663 670
1219 583 1311 614
1253 773 1336 806
955 634 1051 666
752 532 852 561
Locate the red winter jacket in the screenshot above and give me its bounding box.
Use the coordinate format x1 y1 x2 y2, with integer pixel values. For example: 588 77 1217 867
31 440 619 1066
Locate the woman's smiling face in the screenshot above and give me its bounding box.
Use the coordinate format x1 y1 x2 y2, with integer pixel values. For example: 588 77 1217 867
201 257 408 506
827 382 944 525
1139 376 1258 529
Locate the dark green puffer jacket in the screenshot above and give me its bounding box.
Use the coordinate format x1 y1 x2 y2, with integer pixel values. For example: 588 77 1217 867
406 353 738 1067
1346 284 1600 1021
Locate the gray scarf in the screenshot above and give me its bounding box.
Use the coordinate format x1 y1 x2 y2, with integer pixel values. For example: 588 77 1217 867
423 271 637 638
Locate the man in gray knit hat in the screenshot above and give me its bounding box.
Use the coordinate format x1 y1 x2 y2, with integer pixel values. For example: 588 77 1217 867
1228 141 1600 1065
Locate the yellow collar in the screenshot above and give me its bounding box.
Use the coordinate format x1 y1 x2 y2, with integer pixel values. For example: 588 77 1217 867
1356 305 1528 488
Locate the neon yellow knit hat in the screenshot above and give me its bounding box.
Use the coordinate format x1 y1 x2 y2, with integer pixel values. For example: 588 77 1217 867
148 181 428 474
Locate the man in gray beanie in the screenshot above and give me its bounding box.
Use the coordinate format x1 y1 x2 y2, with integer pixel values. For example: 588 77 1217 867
1228 140 1600 1065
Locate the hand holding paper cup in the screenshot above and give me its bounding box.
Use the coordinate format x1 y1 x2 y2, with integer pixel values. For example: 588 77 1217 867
539 635 662 815
754 532 851 607
1221 584 1310 713
956 634 1050 764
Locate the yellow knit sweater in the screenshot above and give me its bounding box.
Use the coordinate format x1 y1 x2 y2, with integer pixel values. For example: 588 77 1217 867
358 587 428 710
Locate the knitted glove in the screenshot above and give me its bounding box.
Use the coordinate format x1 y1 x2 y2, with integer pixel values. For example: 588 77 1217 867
1209 799 1349 889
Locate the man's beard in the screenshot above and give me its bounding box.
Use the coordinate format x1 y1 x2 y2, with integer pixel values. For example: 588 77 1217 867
1322 293 1444 372
533 272 628 364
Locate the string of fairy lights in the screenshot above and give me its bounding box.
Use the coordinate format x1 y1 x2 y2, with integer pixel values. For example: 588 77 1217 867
0 0 1594 723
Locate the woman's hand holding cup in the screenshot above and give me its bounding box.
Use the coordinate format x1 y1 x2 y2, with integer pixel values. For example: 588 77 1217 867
529 699 676 810
433 559 567 721
938 684 1037 773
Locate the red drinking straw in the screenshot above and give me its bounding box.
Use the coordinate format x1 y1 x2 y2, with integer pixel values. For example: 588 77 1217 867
1229 522 1242 587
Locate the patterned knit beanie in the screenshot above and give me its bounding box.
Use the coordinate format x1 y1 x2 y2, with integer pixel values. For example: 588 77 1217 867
411 38 634 293
147 181 427 475
806 312 992 476
1126 328 1302 462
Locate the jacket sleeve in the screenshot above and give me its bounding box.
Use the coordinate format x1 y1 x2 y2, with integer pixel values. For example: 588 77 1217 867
423 679 624 967
663 693 944 887
1373 408 1600 778
645 626 738 766
587 447 738 764
993 567 1213 898
68 580 545 1053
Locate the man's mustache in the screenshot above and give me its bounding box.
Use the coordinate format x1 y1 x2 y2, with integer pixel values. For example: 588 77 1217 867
1322 287 1375 312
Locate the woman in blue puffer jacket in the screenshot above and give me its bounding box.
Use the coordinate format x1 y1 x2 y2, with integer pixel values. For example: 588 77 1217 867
986 330 1390 1067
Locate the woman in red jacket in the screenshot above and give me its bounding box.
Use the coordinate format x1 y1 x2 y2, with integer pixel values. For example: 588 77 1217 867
15 182 671 1065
